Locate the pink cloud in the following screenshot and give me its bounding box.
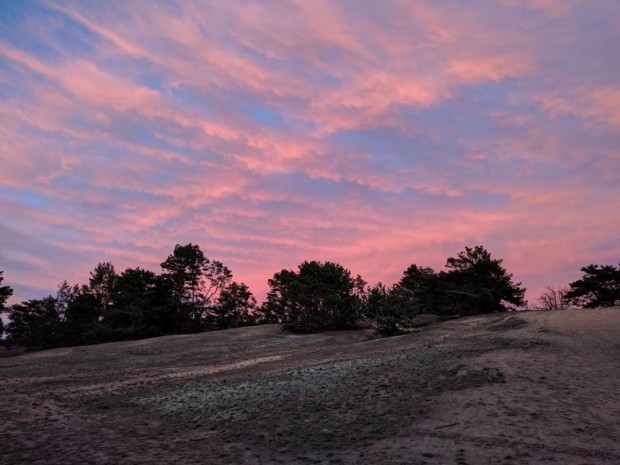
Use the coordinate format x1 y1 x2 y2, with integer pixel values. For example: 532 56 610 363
502 0 583 17
447 55 534 83
533 87 620 128
1 0 618 306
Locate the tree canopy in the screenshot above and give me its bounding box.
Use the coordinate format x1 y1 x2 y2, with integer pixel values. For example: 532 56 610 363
364 283 418 336
5 243 620 350
565 264 620 308
261 261 365 332
6 297 61 349
3 244 257 349
397 245 526 316
0 270 12 310
444 245 526 313
0 270 14 339
213 282 256 329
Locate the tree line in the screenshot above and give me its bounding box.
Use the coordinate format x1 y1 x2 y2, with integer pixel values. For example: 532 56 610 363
1 244 618 350
537 263 620 311
0 244 257 349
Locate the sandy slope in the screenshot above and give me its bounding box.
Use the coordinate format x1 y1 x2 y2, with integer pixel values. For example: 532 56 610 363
1 308 619 464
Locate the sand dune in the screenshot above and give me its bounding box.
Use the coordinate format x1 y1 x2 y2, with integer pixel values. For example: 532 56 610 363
1 308 619 464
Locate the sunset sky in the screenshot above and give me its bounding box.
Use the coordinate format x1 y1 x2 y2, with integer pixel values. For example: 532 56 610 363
1 0 619 305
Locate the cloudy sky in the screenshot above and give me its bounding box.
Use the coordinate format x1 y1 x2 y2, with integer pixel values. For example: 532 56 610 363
1 0 618 304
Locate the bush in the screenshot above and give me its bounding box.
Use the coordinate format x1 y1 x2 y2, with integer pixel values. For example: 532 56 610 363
365 284 419 336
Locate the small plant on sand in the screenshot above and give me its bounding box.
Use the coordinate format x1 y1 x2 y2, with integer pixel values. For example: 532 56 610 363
538 286 569 311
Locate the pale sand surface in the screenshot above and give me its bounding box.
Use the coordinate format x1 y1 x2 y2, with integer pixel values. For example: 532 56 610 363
1 307 619 464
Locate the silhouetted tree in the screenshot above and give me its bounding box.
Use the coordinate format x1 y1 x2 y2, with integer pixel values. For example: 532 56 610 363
161 244 206 306
398 265 439 314
143 274 180 335
89 262 118 313
212 282 256 329
565 264 620 308
262 261 366 332
4 281 96 349
538 285 569 311
0 270 12 342
6 297 62 349
2 246 253 349
397 246 525 318
102 267 161 339
160 243 233 332
442 245 525 314
0 270 12 311
202 260 234 305
364 283 418 336
62 286 101 345
56 280 77 321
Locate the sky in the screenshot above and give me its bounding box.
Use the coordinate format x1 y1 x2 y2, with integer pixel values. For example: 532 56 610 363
1 0 619 306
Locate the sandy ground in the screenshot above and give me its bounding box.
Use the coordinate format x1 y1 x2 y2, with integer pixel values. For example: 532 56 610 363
1 307 619 464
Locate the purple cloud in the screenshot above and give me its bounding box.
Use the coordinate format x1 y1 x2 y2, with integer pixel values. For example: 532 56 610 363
1 0 618 304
